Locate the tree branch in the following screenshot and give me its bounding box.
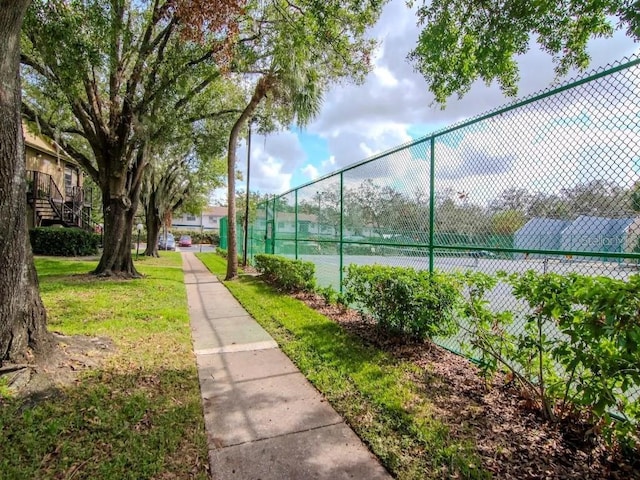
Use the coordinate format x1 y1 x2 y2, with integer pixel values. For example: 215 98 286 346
20 53 58 84
140 17 176 110
174 71 221 110
82 74 109 143
122 0 163 141
22 103 100 182
140 49 217 109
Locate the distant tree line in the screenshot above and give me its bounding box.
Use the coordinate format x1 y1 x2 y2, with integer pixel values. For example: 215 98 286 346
274 179 638 239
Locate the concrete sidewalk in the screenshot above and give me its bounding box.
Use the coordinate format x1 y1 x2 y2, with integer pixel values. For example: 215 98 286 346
182 253 392 480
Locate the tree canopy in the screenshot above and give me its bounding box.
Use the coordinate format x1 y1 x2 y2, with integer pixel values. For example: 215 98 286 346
409 0 640 104
21 0 243 276
221 0 387 279
305 178 637 242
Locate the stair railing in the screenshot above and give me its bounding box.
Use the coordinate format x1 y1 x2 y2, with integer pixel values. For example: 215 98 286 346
27 170 94 229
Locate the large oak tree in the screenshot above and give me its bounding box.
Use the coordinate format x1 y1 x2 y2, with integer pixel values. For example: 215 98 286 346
21 0 243 277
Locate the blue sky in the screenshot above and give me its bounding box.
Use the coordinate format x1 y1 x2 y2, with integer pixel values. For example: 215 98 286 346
224 0 639 200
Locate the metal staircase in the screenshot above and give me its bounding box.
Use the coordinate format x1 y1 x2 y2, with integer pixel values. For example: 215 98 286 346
26 170 94 230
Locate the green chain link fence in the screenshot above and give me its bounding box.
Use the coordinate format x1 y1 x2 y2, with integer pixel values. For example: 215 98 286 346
225 56 640 385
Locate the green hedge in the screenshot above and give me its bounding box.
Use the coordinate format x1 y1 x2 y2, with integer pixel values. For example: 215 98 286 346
166 229 220 246
30 227 100 256
342 264 462 341
254 254 315 292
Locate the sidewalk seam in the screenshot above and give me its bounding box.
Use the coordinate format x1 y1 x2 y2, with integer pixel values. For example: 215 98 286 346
210 420 346 450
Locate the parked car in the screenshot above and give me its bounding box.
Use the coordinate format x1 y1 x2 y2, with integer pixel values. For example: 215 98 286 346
178 235 192 247
158 233 176 251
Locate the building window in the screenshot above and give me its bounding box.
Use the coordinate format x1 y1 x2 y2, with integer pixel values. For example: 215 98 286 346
209 216 218 224
187 215 196 221
298 221 310 234
64 165 74 188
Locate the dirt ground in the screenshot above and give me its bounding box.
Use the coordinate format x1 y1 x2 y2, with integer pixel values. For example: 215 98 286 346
0 333 115 404
294 291 640 480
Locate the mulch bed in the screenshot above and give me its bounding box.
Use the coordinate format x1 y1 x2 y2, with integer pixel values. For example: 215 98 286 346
293 291 640 480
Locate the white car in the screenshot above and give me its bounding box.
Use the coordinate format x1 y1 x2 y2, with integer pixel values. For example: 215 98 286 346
158 233 176 250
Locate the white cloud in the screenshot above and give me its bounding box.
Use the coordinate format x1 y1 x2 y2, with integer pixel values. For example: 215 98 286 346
321 155 336 170
236 130 305 193
301 163 319 180
301 0 640 182
335 82 640 208
373 66 398 87
370 41 399 87
253 157 292 193
314 123 413 177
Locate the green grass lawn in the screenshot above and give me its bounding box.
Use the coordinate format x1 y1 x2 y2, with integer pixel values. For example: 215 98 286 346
197 253 491 480
0 252 208 479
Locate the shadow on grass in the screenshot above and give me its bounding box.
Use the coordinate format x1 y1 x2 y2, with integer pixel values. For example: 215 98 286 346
35 257 99 278
37 271 186 295
0 367 209 480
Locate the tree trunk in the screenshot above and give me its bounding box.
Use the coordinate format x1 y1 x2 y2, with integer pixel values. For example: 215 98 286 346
226 130 239 280
144 204 161 258
0 0 53 365
93 149 146 277
225 76 273 280
93 191 140 277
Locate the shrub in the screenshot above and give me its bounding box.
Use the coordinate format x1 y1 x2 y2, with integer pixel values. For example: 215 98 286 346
459 270 640 450
169 229 220 245
517 272 640 448
30 227 100 256
254 254 315 292
317 285 338 305
342 264 462 341
456 271 516 380
206 231 220 246
315 285 348 312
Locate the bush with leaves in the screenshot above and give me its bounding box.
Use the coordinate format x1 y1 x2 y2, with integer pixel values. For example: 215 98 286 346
456 271 516 380
530 272 640 449
458 269 640 450
342 264 462 341
317 285 338 305
170 229 219 246
254 254 315 292
30 227 100 256
459 271 574 415
316 285 349 312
